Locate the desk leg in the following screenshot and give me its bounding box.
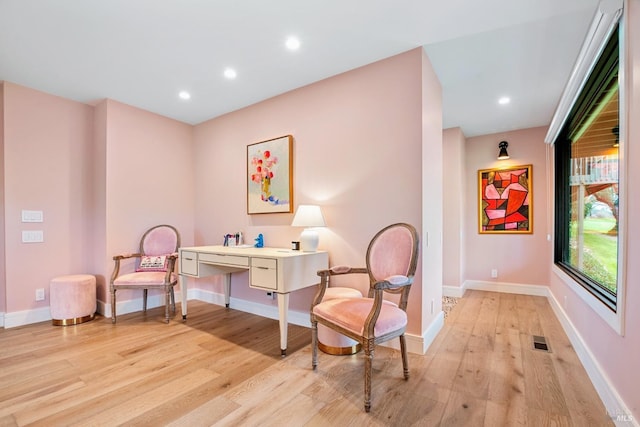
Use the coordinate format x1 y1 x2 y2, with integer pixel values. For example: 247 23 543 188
224 273 231 308
277 292 289 356
180 275 188 320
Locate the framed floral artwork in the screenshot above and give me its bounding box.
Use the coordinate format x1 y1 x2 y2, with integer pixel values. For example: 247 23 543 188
478 164 532 234
247 135 293 214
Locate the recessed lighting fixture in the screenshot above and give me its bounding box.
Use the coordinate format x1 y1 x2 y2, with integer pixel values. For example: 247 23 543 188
178 91 191 100
224 68 237 79
498 96 511 105
285 36 300 51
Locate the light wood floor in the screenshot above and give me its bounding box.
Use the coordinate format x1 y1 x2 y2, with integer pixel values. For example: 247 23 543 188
0 290 613 426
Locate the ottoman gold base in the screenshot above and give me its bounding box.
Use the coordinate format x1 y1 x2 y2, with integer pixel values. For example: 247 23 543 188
52 313 95 326
319 341 361 355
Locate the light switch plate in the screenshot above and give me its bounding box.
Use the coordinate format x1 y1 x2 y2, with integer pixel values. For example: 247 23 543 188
22 210 44 223
22 230 44 243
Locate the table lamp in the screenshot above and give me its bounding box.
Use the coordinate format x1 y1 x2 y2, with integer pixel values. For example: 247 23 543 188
291 205 326 252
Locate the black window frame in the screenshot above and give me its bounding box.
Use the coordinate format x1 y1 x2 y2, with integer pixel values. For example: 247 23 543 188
553 24 620 312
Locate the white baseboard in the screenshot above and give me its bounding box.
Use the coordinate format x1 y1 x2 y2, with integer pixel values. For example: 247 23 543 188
99 290 185 321
443 281 548 298
463 279 549 296
547 291 638 426
3 306 51 328
0 312 4 328
443 284 466 298
381 310 444 355
188 288 311 328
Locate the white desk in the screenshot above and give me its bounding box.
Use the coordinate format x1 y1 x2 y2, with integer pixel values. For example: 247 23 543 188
178 245 328 355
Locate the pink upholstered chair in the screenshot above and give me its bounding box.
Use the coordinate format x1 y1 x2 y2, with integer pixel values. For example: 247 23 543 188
310 223 419 412
110 224 180 324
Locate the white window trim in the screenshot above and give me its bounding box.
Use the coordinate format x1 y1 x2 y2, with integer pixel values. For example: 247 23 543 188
545 0 624 144
552 265 623 335
548 0 626 336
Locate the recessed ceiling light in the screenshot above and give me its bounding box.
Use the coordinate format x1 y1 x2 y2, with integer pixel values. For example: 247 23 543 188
498 96 511 105
178 91 191 100
224 68 237 79
285 36 300 51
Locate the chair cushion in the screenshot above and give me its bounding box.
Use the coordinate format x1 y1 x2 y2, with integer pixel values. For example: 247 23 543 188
136 255 169 272
114 271 177 286
313 297 407 337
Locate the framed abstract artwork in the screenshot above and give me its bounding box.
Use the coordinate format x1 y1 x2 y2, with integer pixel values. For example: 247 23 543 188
478 164 532 234
247 135 293 214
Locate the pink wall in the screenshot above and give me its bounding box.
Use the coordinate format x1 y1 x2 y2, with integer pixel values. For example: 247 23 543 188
420 50 444 331
100 99 195 304
0 85 195 312
91 101 108 300
0 83 5 312
3 82 94 312
548 1 640 419
443 127 466 288
465 126 551 286
193 48 433 335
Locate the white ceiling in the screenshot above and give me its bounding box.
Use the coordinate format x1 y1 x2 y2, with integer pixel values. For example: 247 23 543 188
0 0 599 137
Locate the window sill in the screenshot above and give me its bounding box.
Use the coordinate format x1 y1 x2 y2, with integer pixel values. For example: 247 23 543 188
552 264 624 336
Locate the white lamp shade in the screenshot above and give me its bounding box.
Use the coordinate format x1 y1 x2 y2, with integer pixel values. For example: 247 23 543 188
292 205 326 252
291 205 326 227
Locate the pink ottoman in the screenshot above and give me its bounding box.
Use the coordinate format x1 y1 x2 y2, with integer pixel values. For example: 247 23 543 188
318 287 363 355
50 274 96 326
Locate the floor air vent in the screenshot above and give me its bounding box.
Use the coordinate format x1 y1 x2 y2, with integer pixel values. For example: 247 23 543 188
532 335 550 352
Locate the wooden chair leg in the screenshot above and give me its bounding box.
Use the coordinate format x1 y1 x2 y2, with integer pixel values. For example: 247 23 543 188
170 288 176 312
143 289 148 312
311 320 318 370
400 334 409 379
110 288 117 324
164 290 171 323
364 342 374 412
311 321 318 370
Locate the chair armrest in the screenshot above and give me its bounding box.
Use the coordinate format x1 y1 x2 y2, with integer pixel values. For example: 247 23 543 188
363 279 412 338
317 265 368 277
312 265 368 309
369 274 414 313
112 252 142 261
371 275 413 291
110 253 144 285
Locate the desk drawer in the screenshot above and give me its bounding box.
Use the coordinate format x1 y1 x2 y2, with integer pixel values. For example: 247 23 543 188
199 252 249 267
180 251 198 276
250 257 277 290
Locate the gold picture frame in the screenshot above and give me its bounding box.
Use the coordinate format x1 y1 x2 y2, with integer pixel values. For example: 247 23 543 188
478 164 532 234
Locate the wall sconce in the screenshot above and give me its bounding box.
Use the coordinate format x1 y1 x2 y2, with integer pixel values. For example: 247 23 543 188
291 205 326 252
497 141 510 160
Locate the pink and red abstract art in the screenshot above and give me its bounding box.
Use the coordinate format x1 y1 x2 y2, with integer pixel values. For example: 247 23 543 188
478 165 532 233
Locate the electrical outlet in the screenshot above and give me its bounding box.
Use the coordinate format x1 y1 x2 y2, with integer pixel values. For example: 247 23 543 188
35 288 45 301
491 269 498 278
266 291 276 300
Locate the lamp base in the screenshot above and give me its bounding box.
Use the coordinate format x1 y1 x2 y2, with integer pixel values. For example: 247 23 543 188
299 229 319 252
